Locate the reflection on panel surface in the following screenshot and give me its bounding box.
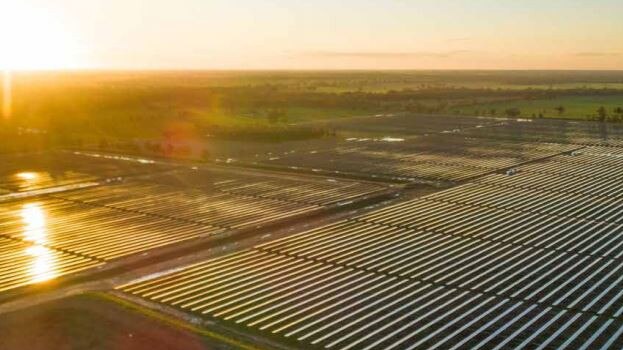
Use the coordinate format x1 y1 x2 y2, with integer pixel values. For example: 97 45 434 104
0 201 102 292
0 237 101 293
0 199 221 261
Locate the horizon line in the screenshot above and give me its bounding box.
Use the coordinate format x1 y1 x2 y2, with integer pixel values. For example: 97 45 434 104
7 68 623 73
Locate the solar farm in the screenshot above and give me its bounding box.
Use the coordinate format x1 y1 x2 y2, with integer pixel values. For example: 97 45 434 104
4 114 623 349
0 151 389 298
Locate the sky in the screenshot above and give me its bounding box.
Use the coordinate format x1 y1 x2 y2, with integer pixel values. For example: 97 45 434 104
1 0 622 70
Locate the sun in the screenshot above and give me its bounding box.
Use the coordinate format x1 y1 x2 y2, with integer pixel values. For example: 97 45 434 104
0 2 82 70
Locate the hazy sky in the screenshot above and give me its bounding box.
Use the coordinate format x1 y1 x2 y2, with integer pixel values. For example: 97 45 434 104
2 0 622 69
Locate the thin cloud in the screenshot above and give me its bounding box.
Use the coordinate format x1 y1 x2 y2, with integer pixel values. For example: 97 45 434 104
303 50 472 59
445 37 471 43
575 52 621 57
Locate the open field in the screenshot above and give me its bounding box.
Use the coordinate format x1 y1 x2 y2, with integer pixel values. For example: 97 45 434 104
461 95 623 120
0 293 240 350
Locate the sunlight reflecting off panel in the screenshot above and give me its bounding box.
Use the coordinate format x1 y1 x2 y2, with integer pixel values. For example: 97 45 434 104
21 202 47 244
20 202 57 282
25 245 56 283
16 172 39 181
13 171 49 192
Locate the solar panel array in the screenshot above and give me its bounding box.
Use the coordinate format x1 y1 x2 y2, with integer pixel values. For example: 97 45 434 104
0 171 98 193
320 114 503 136
475 172 623 198
257 137 578 182
424 183 623 224
519 159 623 181
120 248 623 349
54 183 318 230
0 152 171 193
120 145 623 349
51 167 386 231
210 175 384 206
144 168 387 207
211 116 623 183
465 119 623 147
0 198 220 262
0 154 388 294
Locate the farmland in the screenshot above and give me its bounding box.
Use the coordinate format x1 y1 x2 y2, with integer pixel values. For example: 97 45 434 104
1 71 622 156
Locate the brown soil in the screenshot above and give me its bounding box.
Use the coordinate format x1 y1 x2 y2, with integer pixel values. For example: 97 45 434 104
0 293 243 350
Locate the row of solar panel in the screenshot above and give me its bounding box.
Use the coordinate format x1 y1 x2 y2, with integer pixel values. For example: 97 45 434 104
212 177 387 206
261 139 578 182
424 182 623 223
465 122 623 147
53 183 319 230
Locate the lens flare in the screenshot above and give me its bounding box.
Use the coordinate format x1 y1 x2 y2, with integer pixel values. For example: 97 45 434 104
2 70 10 119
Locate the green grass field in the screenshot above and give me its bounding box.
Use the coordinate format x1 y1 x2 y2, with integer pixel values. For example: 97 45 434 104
462 95 623 119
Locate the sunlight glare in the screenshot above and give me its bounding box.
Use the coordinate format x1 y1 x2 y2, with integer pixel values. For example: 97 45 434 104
21 202 47 244
25 245 56 283
16 172 39 181
2 70 10 119
21 202 57 283
0 3 82 70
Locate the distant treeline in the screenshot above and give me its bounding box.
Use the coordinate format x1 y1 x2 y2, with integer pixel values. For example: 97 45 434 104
218 86 621 112
2 71 623 151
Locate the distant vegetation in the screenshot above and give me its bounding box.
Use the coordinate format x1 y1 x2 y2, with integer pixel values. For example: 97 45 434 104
1 70 622 154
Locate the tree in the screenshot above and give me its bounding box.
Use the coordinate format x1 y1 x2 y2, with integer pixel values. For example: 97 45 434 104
597 106 608 121
505 108 521 117
614 107 623 115
554 105 565 115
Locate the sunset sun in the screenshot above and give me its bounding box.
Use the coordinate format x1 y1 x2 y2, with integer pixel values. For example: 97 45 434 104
0 3 82 70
